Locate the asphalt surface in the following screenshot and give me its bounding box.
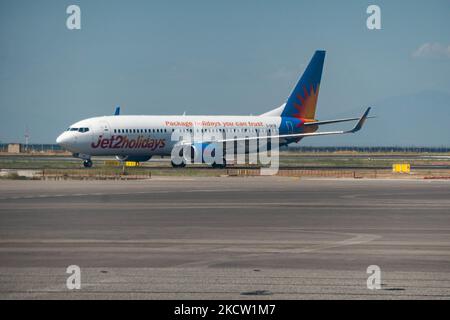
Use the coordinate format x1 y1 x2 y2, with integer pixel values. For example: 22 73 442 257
0 177 449 299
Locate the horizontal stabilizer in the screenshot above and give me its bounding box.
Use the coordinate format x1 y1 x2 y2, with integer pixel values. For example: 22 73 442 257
304 114 375 127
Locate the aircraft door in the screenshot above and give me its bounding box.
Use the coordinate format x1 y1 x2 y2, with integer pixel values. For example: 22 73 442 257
91 120 111 147
98 120 111 139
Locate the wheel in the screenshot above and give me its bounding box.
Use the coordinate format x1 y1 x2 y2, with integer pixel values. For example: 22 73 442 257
83 159 93 168
171 160 186 168
211 158 226 169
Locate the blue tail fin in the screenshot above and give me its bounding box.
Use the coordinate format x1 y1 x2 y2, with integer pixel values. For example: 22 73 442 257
281 50 325 120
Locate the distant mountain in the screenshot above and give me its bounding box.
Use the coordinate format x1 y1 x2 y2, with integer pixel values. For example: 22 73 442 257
303 90 450 147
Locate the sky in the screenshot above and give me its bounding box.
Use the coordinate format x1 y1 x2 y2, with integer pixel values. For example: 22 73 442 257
0 0 449 145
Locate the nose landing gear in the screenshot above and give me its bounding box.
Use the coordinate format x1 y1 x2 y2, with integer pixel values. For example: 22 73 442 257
83 159 93 168
72 153 93 168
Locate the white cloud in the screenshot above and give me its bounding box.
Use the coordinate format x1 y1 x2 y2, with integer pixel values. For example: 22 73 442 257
412 42 450 59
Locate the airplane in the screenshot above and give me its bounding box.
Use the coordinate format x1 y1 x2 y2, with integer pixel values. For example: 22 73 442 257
56 50 372 168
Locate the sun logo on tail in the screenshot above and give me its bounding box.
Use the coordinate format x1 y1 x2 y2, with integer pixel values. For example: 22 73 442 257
292 84 319 126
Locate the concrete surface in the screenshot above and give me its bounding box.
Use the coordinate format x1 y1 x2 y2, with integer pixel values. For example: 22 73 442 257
0 177 449 299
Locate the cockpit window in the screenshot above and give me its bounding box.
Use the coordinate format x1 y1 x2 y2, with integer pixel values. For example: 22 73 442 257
78 127 90 133
70 128 79 131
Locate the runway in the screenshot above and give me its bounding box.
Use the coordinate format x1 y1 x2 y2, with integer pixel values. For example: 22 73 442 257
0 177 449 299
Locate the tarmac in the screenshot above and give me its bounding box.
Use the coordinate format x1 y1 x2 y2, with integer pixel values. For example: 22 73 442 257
0 177 449 299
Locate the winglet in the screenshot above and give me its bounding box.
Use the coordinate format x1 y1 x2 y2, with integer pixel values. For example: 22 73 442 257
349 107 371 133
114 106 120 116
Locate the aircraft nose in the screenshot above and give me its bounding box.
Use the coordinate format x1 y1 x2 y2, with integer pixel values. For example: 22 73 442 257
56 132 70 147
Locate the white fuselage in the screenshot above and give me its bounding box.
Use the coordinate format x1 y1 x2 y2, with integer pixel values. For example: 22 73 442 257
56 115 283 158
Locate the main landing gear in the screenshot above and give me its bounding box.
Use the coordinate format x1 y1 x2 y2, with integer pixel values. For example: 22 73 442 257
83 159 93 168
170 158 227 169
171 160 186 168
211 158 227 169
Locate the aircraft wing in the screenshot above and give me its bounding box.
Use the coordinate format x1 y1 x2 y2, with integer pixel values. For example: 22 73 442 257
180 107 372 146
